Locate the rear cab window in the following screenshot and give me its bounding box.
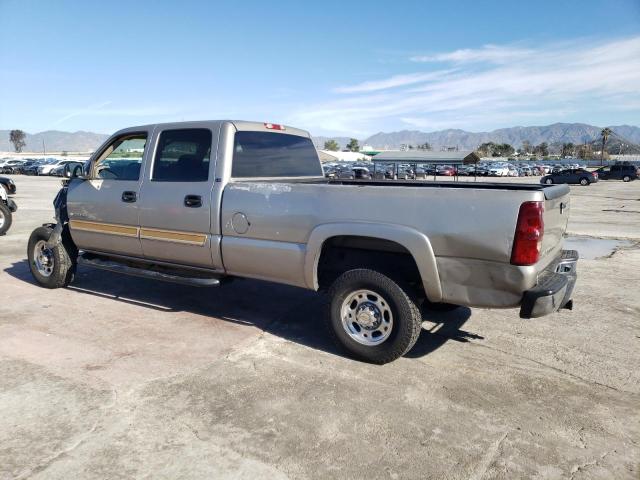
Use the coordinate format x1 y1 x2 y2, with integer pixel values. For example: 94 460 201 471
232 131 322 178
152 129 212 182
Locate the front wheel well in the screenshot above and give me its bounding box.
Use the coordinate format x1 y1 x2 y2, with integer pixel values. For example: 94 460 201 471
317 235 424 298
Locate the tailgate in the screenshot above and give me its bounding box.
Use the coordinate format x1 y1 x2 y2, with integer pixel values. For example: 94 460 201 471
541 185 570 261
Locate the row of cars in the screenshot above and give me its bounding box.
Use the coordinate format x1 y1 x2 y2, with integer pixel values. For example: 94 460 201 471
540 164 639 186
0 158 85 176
323 162 581 180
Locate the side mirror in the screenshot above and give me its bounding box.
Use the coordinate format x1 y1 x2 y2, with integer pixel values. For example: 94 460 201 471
63 164 85 179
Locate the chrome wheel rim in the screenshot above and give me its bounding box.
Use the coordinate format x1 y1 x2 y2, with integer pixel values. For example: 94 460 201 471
33 240 54 277
0 209 4 229
341 289 393 346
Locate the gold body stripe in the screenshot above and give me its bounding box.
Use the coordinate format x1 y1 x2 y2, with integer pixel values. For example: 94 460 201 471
70 220 139 237
70 220 206 246
139 228 207 246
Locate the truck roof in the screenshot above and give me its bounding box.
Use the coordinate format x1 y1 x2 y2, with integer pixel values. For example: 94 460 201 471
111 120 311 139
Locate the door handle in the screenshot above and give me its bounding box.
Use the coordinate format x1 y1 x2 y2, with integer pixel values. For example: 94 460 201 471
184 195 202 208
122 191 137 203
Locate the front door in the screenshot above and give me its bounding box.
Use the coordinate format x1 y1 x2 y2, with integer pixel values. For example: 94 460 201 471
67 131 149 257
137 127 217 268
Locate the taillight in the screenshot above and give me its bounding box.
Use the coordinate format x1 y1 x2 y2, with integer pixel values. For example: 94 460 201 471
511 201 544 266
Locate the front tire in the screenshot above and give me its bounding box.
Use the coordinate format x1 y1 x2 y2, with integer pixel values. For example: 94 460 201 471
27 226 76 288
326 269 422 364
545 178 554 184
0 203 12 236
579 177 589 186
623 175 631 182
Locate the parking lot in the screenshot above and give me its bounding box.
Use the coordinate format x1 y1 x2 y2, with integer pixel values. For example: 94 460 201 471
1 175 639 479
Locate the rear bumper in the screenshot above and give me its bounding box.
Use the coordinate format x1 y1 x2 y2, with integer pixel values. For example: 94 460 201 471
520 249 578 319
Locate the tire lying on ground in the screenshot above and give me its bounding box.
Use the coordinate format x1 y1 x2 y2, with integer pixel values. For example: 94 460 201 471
0 202 11 236
27 226 77 288
326 268 422 364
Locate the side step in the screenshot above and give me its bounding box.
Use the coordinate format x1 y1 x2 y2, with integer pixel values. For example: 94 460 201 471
77 255 222 287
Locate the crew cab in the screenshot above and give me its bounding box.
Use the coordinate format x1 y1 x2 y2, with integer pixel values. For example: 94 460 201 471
27 120 578 363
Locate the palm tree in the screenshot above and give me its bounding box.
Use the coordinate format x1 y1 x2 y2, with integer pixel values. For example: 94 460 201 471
600 127 612 165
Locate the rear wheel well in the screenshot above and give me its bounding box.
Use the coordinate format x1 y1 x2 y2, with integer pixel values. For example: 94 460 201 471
317 236 424 298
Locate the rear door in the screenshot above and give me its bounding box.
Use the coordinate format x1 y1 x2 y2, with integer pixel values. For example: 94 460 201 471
137 125 220 269
67 131 149 257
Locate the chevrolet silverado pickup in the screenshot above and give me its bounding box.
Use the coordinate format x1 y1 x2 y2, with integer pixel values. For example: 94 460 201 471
27 120 578 364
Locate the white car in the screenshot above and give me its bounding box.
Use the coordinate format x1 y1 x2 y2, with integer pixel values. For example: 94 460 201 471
38 159 79 176
489 165 510 176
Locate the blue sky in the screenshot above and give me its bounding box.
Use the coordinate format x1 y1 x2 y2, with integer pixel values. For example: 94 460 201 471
1 0 639 137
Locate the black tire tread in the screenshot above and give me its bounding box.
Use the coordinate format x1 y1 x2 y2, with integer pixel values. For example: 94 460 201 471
326 269 422 364
0 202 12 236
27 226 76 288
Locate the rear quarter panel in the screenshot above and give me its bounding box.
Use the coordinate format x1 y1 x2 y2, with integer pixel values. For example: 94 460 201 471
220 181 551 306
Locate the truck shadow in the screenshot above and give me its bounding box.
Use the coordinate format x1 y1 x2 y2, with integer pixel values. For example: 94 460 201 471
5 259 481 361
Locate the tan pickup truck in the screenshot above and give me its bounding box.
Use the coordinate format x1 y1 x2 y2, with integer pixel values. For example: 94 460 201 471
27 120 578 363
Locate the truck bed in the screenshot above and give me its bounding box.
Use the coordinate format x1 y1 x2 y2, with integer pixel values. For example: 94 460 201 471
267 178 569 199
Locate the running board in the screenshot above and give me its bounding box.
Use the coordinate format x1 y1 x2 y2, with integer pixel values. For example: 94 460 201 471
77 256 222 287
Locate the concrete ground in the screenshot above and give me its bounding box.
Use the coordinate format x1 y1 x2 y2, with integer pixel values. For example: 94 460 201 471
1 175 638 480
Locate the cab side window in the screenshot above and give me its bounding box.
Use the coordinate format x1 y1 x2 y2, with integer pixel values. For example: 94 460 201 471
95 134 147 180
152 129 212 182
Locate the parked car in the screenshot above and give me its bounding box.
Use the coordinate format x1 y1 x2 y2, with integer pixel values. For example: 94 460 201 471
0 176 17 195
489 165 509 176
540 168 598 186
436 165 455 176
593 164 638 182
23 160 48 176
13 159 42 174
38 159 70 175
28 120 577 364
0 160 25 174
520 167 533 176
0 181 17 235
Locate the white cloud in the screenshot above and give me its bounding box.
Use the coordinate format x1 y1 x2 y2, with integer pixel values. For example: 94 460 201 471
333 70 455 94
289 36 640 135
51 103 178 127
410 44 534 64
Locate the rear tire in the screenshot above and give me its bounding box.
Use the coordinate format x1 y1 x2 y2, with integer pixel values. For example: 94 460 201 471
27 226 76 288
0 203 12 236
623 175 631 182
326 269 422 364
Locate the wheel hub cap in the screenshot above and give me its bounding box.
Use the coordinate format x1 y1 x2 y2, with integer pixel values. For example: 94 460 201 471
355 304 381 329
341 289 393 346
33 240 54 277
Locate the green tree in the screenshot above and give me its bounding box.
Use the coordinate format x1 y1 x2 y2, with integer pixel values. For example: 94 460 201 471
561 143 575 158
346 138 360 152
521 140 531 155
417 142 431 150
9 130 26 153
600 127 612 165
477 142 496 157
323 139 339 151
534 142 549 157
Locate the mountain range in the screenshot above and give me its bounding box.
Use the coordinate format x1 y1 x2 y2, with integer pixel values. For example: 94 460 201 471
0 130 109 153
314 123 640 152
2 123 639 154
